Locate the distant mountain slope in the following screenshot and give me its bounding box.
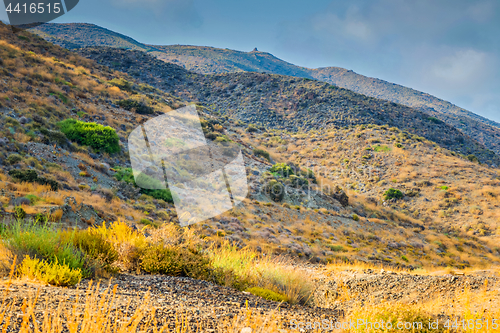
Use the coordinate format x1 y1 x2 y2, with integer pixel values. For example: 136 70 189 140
30 23 500 157
30 23 157 52
150 45 314 78
79 46 500 166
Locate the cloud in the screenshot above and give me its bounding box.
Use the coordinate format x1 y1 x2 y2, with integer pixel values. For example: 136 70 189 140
312 6 373 42
107 0 202 28
276 0 500 122
431 49 489 83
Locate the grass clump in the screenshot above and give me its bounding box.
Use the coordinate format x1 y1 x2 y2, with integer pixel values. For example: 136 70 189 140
253 148 270 161
246 287 288 302
17 256 82 286
58 118 120 154
208 243 315 305
140 244 209 279
1 221 87 281
372 145 391 153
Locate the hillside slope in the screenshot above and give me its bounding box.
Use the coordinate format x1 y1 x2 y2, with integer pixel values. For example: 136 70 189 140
29 23 500 157
79 47 500 166
29 22 157 52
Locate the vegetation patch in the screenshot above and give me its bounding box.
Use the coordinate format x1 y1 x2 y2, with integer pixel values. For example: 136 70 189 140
17 256 82 287
383 188 404 201
246 287 288 302
114 166 174 202
58 118 120 153
117 99 154 115
253 148 270 161
8 169 59 191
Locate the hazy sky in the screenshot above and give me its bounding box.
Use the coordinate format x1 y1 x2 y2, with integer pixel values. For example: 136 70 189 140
2 0 499 122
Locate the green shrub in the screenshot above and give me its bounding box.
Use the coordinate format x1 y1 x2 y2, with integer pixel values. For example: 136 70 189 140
427 116 442 124
6 153 22 165
467 154 479 163
139 218 159 228
140 245 209 279
9 169 38 182
36 176 59 191
68 230 118 273
34 213 48 224
395 143 404 148
14 206 26 220
246 287 288 302
264 180 285 202
246 125 259 133
114 166 135 183
17 256 82 287
253 148 270 161
401 255 409 262
24 194 41 205
58 119 120 154
384 188 404 201
117 99 154 115
327 245 347 252
269 163 294 177
352 214 360 221
114 167 174 203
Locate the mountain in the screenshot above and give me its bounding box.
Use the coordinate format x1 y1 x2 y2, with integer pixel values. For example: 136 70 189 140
2 21 500 329
29 23 500 158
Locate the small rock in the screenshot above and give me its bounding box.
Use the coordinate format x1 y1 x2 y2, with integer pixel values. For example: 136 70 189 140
241 328 252 333
61 85 70 93
11 197 31 206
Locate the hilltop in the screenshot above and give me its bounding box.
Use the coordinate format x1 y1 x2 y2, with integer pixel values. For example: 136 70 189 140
30 23 500 157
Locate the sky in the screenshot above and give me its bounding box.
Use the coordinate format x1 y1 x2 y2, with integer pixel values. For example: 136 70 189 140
2 0 499 122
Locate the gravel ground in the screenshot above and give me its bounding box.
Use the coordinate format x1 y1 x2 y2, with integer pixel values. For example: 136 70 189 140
314 268 500 312
1 273 342 332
